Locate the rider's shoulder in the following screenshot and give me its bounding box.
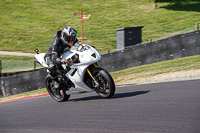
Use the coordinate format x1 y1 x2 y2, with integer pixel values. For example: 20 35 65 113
54 30 62 38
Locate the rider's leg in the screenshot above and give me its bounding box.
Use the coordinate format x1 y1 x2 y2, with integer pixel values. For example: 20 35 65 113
45 56 60 89
45 56 57 77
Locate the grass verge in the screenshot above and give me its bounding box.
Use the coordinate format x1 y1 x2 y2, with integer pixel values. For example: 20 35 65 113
0 55 42 73
0 88 48 103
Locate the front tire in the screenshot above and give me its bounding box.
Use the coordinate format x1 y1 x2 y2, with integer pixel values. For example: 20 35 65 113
45 75 70 102
94 69 115 98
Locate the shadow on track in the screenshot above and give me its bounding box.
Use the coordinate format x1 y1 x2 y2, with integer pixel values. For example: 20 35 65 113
69 90 151 102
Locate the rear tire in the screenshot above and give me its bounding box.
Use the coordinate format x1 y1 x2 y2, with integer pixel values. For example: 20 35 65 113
45 75 70 102
94 69 115 98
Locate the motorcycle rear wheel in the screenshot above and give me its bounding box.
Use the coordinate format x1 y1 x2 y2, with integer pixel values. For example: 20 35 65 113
94 69 115 98
45 75 70 102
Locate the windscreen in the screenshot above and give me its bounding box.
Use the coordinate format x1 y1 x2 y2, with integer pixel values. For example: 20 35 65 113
71 41 90 52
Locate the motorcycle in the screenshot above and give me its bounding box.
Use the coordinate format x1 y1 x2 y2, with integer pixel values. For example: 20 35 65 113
34 41 115 102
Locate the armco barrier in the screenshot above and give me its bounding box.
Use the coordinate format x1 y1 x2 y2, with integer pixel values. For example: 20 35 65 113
0 68 47 97
0 30 200 97
100 30 200 72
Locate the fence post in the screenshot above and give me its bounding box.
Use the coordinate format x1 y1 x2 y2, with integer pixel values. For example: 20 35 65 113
196 23 199 31
33 59 36 70
1 78 6 97
0 60 2 73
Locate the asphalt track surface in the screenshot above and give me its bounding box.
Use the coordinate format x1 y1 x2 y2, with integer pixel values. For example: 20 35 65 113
1 80 200 133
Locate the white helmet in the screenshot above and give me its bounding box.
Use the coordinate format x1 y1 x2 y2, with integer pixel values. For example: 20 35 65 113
61 26 77 46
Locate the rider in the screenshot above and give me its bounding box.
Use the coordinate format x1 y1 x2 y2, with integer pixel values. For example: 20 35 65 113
45 26 78 77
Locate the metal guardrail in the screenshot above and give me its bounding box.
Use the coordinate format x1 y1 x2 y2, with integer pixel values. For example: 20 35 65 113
100 30 200 72
0 68 47 97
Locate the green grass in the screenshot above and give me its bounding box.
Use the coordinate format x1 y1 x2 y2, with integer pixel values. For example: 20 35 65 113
0 0 200 53
0 88 48 102
1 55 200 102
0 55 42 73
111 55 200 80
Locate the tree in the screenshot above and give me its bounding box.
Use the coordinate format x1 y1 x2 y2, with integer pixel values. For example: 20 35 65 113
149 0 159 7
154 0 159 7
151 0 191 6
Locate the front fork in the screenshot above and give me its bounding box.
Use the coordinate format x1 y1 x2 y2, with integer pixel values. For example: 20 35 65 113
86 63 99 88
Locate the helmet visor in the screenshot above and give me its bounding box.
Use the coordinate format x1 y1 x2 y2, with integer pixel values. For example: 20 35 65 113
63 33 76 44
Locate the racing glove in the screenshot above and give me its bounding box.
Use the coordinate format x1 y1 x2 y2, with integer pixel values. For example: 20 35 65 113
61 58 72 66
61 54 79 66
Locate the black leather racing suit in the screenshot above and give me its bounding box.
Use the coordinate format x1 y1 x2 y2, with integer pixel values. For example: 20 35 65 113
45 30 78 76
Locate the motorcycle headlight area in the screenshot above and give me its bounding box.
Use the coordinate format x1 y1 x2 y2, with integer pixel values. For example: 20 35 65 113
91 53 96 58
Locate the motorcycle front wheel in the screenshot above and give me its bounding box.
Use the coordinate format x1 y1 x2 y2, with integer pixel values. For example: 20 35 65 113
94 69 115 98
45 75 70 102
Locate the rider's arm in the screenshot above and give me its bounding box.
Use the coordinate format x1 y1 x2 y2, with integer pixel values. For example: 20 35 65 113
51 39 62 65
52 51 62 65
74 38 79 44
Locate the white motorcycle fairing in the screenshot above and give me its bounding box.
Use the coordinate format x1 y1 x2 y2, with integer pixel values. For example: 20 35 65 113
35 42 101 95
35 53 48 67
